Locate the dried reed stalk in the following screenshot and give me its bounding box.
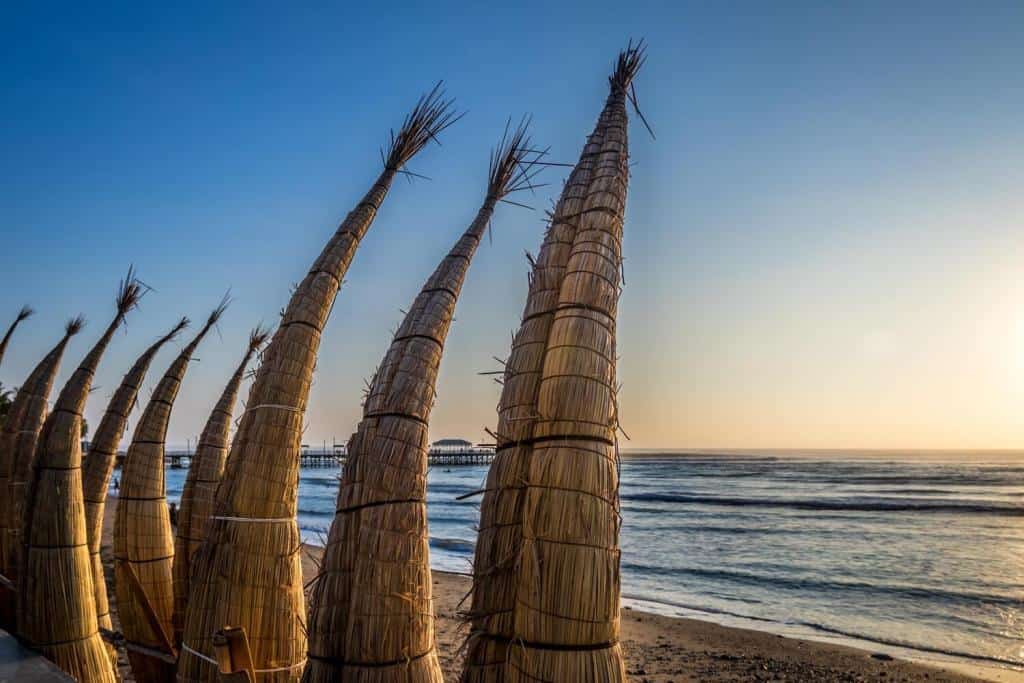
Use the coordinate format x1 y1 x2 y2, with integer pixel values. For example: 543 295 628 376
18 269 143 682
0 305 34 372
172 325 270 643
462 44 644 683
84 316 189 668
0 317 84 621
304 121 541 683
115 300 227 683
179 85 459 683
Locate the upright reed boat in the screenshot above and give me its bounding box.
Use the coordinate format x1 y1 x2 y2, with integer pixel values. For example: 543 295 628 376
304 121 542 683
18 270 143 682
172 325 269 642
178 86 458 682
462 44 645 683
0 317 83 623
83 316 190 669
115 302 226 682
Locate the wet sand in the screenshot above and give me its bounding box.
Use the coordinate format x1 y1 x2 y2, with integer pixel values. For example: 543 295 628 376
98 499 1003 682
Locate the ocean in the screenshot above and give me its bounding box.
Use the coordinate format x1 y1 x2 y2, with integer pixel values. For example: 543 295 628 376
160 452 1024 675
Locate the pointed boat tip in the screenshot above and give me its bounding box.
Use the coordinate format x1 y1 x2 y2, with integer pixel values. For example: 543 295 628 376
163 316 191 343
16 305 35 322
206 291 232 328
610 38 647 93
487 115 547 203
383 82 463 172
66 315 86 337
248 323 273 351
116 265 147 316
611 38 655 139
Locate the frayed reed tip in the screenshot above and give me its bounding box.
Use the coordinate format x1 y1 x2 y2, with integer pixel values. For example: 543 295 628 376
66 315 86 336
249 324 272 351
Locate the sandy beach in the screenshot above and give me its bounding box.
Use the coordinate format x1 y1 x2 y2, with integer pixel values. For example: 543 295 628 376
94 499 1007 682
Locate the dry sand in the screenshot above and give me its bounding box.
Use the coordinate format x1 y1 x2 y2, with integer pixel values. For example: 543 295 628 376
97 498 1006 682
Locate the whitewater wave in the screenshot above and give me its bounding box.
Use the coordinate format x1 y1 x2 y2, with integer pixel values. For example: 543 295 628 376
430 537 475 554
622 492 1024 516
620 562 1023 609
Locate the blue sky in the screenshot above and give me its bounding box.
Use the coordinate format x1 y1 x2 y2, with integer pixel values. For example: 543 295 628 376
2 2 1023 449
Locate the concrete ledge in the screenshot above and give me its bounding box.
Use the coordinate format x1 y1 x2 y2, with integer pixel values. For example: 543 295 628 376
0 630 73 682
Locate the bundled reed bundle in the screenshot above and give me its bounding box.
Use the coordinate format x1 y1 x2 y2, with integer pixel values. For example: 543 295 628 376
460 84 612 683
304 122 542 683
0 306 34 372
179 86 458 683
83 317 189 667
462 45 645 683
115 301 226 682
172 325 270 642
0 317 84 614
17 270 143 682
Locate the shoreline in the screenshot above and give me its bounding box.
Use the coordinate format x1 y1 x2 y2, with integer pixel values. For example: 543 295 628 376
615 449 1024 463
617 593 1024 682
97 500 1011 682
299 541 1009 683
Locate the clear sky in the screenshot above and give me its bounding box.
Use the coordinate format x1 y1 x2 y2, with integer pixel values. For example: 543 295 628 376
2 2 1023 450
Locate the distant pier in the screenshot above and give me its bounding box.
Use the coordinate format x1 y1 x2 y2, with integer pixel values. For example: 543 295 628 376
424 445 495 467
109 437 495 470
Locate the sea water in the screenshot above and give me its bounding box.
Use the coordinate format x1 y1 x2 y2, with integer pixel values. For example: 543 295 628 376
161 452 1024 674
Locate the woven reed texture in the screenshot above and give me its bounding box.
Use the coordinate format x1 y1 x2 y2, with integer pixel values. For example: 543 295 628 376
83 317 189 667
460 117 608 683
0 319 82 611
178 87 457 683
304 124 539 683
304 204 502 683
462 47 642 683
178 175 391 683
0 305 33 373
19 278 140 682
172 327 267 643
115 309 221 683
